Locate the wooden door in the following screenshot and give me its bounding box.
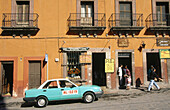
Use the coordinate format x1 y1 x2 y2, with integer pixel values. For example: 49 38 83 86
29 61 41 89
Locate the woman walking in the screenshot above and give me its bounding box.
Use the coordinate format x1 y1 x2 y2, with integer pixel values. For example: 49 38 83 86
124 65 131 90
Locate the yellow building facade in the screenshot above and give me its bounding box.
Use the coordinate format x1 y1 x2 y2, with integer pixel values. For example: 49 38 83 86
0 0 170 97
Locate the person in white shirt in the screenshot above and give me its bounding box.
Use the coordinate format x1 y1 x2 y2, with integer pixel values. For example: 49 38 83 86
118 64 123 87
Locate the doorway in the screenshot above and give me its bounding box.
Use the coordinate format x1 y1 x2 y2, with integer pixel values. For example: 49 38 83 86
0 62 13 96
146 53 161 81
118 52 133 85
29 61 41 89
92 53 106 86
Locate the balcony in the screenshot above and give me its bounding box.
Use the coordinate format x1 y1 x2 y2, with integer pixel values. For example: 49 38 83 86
67 13 106 35
145 13 170 35
108 13 144 35
1 13 39 36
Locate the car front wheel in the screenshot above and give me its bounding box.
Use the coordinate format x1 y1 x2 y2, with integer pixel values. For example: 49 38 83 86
36 96 48 107
83 92 95 103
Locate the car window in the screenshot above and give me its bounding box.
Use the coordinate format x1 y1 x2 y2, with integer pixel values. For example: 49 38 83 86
59 80 76 88
43 81 58 89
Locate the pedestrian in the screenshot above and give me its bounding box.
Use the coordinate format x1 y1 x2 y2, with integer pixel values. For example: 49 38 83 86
124 65 131 90
118 64 123 88
147 68 162 92
147 65 155 81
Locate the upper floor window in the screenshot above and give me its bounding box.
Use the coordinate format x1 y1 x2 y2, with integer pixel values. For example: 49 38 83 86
17 1 30 23
81 2 94 26
119 2 132 26
81 2 94 17
156 2 169 25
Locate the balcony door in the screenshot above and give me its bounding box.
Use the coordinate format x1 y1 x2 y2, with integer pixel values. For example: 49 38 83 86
81 2 94 26
17 1 30 25
119 2 132 26
156 2 169 26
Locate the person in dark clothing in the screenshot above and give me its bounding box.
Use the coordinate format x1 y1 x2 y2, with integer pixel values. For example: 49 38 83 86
147 65 155 80
147 68 162 91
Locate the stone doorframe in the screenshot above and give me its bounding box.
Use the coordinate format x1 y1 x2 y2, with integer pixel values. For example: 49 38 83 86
87 48 111 88
0 57 18 97
142 49 166 84
115 49 135 89
62 48 111 88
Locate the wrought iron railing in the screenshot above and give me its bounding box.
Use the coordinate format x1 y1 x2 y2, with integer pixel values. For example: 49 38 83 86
108 13 143 28
68 13 106 27
145 13 170 28
2 13 39 28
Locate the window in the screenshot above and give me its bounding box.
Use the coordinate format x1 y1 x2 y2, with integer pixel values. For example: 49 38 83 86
80 2 94 26
67 52 81 79
119 2 132 26
59 80 76 88
17 1 30 23
43 81 58 89
156 2 169 25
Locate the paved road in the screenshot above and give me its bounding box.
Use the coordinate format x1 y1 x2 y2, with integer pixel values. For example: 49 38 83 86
2 88 170 110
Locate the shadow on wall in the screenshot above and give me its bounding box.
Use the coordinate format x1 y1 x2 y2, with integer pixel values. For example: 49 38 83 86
136 78 142 88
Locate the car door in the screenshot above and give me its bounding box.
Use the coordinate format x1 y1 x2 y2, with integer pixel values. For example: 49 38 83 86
58 80 81 100
41 81 61 101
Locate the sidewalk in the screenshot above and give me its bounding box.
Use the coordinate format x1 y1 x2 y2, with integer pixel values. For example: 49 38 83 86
0 83 170 108
102 82 170 98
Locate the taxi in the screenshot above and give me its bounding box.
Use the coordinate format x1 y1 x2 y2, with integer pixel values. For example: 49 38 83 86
23 78 103 107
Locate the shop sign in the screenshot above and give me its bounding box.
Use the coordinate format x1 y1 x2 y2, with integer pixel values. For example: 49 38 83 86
118 39 129 47
60 47 89 52
159 49 170 59
105 59 114 73
157 38 170 46
79 55 92 64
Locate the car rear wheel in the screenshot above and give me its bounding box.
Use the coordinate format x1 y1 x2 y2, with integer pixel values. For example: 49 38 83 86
83 92 95 103
36 96 48 107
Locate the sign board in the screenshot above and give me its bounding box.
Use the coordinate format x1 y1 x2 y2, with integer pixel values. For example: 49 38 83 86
118 39 129 47
45 54 48 62
105 59 114 73
62 90 78 95
159 49 170 59
61 47 89 52
79 55 92 64
157 38 170 46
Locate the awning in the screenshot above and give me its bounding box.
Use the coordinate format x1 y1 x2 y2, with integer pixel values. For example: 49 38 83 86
60 47 89 52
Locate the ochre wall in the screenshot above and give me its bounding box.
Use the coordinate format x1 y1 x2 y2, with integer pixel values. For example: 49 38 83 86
0 0 169 96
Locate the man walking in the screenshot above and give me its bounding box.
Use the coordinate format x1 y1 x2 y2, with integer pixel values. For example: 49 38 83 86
148 68 162 92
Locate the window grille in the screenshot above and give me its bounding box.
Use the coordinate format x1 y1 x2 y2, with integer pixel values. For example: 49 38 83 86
67 51 82 79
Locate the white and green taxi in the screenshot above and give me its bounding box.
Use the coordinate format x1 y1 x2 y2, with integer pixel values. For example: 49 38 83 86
23 78 103 107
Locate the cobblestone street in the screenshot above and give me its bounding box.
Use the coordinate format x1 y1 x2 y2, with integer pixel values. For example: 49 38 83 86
1 88 170 110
